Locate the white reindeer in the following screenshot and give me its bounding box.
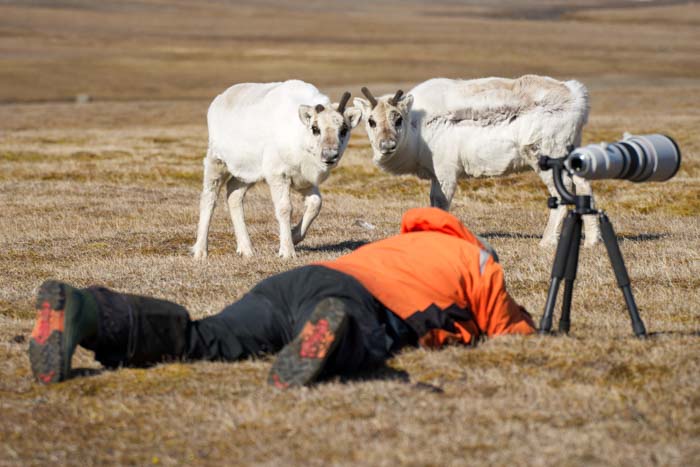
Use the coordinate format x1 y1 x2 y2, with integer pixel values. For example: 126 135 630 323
354 75 600 246
192 80 361 259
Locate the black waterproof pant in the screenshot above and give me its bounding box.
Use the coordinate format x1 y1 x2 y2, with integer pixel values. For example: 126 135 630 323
84 266 416 378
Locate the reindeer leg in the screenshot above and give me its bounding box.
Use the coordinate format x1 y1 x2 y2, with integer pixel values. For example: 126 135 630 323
537 167 568 247
269 177 295 258
192 151 229 259
226 177 254 256
430 171 457 211
292 186 322 245
572 175 601 247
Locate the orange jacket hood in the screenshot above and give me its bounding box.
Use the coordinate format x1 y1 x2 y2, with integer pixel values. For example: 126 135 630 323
400 208 485 248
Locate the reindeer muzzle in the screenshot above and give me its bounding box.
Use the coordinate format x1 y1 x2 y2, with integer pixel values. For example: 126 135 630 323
322 148 340 164
379 139 397 154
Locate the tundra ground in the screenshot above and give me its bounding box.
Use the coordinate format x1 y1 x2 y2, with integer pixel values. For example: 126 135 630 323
1 1 699 465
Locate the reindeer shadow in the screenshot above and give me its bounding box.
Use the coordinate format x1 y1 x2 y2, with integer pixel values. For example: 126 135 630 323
480 231 668 242
297 240 368 253
480 231 541 240
644 330 700 338
618 233 668 242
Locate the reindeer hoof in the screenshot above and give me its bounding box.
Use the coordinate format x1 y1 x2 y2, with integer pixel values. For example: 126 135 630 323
539 237 558 248
583 236 602 248
278 248 296 259
191 246 208 260
291 227 304 245
237 247 254 257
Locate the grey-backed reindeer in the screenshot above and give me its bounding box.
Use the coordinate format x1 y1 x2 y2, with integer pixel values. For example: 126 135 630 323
354 76 600 246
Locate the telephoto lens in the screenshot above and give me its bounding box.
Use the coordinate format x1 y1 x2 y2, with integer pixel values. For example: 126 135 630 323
568 134 681 182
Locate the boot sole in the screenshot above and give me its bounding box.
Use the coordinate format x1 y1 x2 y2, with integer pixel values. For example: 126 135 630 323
268 298 349 388
29 281 70 384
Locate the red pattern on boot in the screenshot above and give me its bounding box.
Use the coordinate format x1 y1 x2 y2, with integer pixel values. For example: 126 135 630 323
299 319 335 359
31 302 64 345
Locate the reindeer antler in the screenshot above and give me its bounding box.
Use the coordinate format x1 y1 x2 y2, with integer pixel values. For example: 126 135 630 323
337 91 351 114
315 104 325 113
361 86 378 108
389 89 404 105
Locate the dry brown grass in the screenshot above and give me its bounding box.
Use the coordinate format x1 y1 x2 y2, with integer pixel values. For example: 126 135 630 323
1 1 699 465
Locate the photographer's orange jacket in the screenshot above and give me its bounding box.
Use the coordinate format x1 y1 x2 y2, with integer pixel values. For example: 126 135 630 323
321 207 535 347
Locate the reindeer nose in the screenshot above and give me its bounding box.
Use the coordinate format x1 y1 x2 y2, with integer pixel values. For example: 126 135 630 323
379 139 397 153
322 148 339 164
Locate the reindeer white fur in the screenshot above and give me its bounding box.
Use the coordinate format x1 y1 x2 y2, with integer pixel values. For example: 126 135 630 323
192 80 362 259
354 75 600 246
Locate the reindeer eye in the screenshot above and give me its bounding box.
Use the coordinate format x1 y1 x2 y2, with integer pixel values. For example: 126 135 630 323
368 117 376 128
311 124 320 136
340 124 348 137
395 116 403 128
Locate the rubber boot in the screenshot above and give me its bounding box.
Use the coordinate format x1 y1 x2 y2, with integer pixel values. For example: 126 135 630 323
268 297 349 388
29 280 99 384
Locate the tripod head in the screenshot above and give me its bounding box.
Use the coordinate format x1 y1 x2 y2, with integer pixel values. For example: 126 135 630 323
538 154 596 215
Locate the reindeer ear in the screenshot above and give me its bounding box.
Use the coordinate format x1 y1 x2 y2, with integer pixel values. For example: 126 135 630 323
398 94 414 113
298 105 314 126
353 97 371 115
345 107 362 129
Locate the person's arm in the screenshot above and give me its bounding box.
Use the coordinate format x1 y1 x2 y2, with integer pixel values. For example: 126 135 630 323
476 260 536 337
417 320 481 348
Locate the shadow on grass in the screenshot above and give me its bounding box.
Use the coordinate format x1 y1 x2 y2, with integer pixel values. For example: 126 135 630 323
480 231 541 240
335 363 445 394
297 240 368 253
600 330 700 342
481 231 668 242
646 330 700 338
69 367 106 379
618 233 668 242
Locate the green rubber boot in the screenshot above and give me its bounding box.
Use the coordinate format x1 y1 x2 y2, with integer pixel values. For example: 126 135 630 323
268 297 349 389
28 280 98 384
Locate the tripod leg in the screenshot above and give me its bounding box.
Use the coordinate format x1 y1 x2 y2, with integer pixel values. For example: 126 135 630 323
558 216 583 334
599 213 647 337
540 212 577 334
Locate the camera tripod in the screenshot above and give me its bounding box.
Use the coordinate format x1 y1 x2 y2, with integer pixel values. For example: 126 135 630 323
538 156 647 337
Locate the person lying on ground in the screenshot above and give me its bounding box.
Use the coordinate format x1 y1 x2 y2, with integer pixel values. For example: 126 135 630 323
28 207 536 388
